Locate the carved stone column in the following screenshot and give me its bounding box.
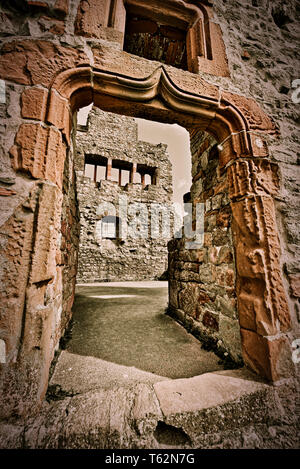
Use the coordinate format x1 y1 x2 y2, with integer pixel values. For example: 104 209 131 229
228 158 293 381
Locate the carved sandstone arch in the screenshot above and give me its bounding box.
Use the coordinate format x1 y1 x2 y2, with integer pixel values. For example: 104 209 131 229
1 61 292 418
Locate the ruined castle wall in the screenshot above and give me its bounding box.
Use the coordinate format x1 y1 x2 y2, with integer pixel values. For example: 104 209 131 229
75 108 173 282
0 0 299 419
169 0 300 366
205 0 300 344
168 129 242 363
60 123 80 335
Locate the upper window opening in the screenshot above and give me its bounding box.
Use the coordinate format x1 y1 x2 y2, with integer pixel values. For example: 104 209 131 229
82 153 158 188
112 159 133 186
124 13 188 70
84 155 108 182
122 0 214 73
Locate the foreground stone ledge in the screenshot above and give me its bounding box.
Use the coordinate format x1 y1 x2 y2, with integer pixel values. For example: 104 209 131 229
153 368 268 416
0 368 298 449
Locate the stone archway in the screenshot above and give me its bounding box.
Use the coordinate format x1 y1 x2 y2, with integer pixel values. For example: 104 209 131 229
0 54 293 420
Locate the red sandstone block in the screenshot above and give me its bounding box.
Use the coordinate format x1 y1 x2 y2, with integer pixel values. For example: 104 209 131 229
222 91 277 134
0 44 30 85
198 137 211 156
13 123 48 179
45 126 66 188
219 138 235 168
30 183 62 284
21 87 48 121
249 133 269 157
75 0 110 37
240 328 294 382
1 40 89 88
11 122 66 188
232 196 290 334
47 89 71 143
194 22 230 78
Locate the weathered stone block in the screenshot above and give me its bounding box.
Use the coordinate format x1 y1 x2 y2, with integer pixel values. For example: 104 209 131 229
240 329 295 382
221 91 276 134
249 133 269 157
0 188 39 360
228 159 280 200
216 207 231 228
21 87 48 121
75 0 110 37
11 123 66 189
231 195 291 335
47 89 71 142
178 283 199 318
30 182 62 284
199 264 216 284
0 40 89 88
219 314 242 362
54 0 69 17
215 295 237 319
169 280 179 309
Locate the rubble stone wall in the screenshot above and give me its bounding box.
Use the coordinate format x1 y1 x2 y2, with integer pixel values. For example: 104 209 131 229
75 107 173 282
60 123 80 335
168 130 242 363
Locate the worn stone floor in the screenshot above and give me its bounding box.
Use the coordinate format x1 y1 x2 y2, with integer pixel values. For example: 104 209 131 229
1 282 298 449
50 282 225 394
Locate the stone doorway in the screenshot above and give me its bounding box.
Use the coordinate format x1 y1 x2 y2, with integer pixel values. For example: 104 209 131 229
0 64 293 422
0 0 297 449
62 100 245 367
55 103 236 389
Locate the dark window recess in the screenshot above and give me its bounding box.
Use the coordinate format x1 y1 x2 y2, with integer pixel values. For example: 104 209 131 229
124 15 188 71
137 163 157 185
84 155 108 182
112 159 132 186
